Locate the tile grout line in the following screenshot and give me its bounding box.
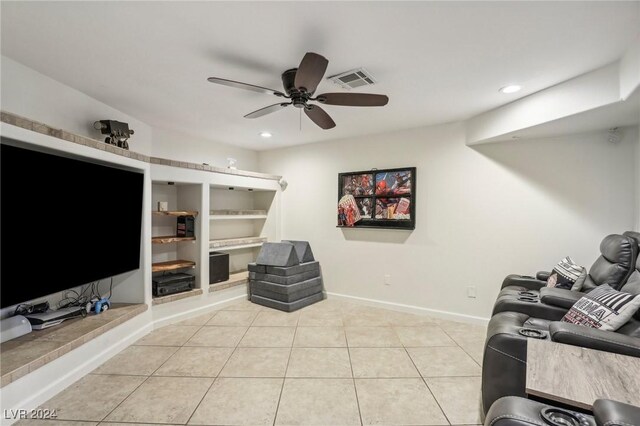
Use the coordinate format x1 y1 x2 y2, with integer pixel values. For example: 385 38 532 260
345 328 364 426
438 327 484 369
84 313 219 424
83 315 214 424
95 312 219 424
402 336 452 426
272 315 300 426
183 315 256 425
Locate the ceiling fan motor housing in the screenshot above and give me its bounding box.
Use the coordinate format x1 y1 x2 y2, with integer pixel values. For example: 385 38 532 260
282 68 312 108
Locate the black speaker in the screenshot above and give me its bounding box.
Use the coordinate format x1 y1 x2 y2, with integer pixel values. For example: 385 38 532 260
209 252 230 284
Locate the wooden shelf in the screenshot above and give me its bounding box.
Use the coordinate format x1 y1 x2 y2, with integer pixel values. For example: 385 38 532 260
152 235 196 244
152 288 203 306
210 271 249 292
209 236 267 251
152 259 196 272
153 210 199 217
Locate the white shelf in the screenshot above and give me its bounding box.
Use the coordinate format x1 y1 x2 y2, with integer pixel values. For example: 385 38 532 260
209 209 268 221
209 271 249 292
209 236 266 252
210 214 268 220
210 242 264 252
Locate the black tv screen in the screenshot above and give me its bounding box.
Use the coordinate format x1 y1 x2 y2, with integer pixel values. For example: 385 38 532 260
1 141 144 308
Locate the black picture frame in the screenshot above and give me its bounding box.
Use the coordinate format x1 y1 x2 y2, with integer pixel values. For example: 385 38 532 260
337 167 416 230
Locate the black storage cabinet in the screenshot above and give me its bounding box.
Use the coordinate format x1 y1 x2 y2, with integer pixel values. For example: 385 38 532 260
209 252 230 284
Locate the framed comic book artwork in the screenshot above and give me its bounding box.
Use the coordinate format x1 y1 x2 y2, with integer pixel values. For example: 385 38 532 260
337 167 416 230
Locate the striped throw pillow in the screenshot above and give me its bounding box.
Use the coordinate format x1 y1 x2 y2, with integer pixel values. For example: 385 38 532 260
547 256 586 291
562 284 640 331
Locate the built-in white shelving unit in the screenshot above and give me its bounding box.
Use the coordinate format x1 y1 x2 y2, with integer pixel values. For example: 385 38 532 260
149 164 281 308
209 184 278 293
0 113 281 413
151 182 202 305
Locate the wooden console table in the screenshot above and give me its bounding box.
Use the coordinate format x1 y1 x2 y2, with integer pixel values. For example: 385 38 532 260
526 339 640 410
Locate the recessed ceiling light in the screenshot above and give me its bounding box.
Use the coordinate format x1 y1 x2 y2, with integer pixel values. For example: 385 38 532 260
499 85 521 94
259 131 272 138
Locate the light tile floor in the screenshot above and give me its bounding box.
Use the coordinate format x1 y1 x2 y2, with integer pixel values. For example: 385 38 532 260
26 298 487 426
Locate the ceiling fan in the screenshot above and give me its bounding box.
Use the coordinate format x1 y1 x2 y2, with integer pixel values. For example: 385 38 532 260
207 52 389 130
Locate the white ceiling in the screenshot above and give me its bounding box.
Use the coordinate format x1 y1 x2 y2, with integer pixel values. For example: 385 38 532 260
1 1 639 150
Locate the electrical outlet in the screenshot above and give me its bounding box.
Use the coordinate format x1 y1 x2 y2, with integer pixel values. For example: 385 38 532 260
467 286 477 298
384 274 391 286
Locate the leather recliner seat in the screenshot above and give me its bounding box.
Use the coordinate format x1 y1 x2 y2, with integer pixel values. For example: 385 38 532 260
481 254 640 415
485 396 640 426
492 233 638 321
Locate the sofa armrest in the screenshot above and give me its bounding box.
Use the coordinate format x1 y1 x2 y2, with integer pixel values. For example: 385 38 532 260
539 287 584 309
501 274 546 291
536 271 551 281
549 322 640 358
593 399 640 426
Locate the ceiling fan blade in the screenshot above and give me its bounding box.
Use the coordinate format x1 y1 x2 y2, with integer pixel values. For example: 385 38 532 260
207 77 285 97
304 104 336 129
316 93 389 107
294 52 328 94
244 103 290 119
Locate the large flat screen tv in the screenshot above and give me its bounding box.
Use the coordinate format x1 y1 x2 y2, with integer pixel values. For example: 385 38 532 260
1 140 144 308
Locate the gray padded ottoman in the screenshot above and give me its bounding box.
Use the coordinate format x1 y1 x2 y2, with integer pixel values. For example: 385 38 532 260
266 261 320 276
251 277 323 302
282 240 315 263
251 291 324 312
255 242 300 267
248 263 266 273
249 269 320 285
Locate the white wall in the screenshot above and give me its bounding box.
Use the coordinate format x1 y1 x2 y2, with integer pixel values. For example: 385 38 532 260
1 56 153 155
152 127 257 171
1 56 258 170
258 123 638 320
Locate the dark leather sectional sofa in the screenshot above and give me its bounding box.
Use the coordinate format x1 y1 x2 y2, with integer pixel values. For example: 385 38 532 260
481 232 640 425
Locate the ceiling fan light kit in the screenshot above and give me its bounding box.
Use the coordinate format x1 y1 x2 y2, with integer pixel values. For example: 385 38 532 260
207 52 389 130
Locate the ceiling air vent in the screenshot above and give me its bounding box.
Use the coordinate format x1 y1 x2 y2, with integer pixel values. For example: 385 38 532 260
327 68 376 90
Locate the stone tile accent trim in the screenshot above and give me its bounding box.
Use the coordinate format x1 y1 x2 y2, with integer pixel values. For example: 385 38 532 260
0 303 148 387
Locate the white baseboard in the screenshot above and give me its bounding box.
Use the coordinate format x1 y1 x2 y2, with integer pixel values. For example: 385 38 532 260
151 292 247 328
327 292 490 326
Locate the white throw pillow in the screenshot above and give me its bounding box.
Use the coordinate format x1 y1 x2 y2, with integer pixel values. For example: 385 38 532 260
562 284 640 331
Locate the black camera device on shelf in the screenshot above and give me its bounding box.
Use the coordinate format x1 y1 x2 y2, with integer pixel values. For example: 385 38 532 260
93 120 135 150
